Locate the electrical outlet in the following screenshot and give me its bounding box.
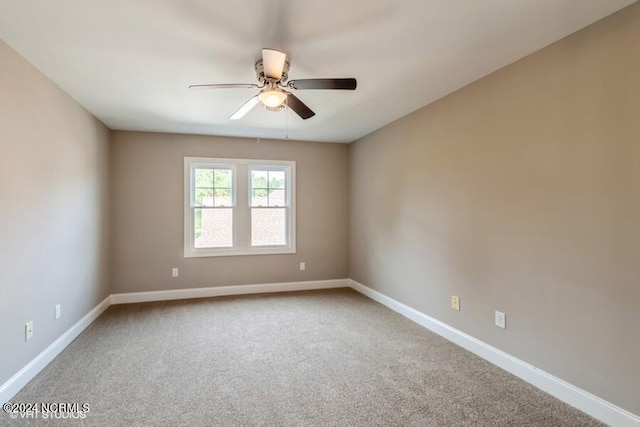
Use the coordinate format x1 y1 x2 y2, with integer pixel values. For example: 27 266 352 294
55 304 61 320
299 262 306 271
172 268 179 277
495 311 506 329
451 295 460 311
25 321 33 341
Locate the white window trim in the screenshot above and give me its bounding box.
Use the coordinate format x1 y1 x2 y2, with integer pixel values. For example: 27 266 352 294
184 157 296 258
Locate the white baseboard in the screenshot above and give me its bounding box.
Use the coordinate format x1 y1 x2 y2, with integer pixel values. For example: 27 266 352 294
111 279 349 304
0 295 111 405
348 279 640 427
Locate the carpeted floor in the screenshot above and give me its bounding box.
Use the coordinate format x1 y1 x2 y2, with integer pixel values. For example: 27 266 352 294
5 288 603 426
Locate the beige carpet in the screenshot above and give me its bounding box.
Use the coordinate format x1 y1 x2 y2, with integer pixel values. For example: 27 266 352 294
5 288 603 426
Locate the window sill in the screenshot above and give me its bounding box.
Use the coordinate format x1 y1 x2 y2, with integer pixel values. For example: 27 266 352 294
184 246 296 258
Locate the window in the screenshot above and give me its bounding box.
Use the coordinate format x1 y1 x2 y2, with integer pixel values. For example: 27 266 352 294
184 157 295 257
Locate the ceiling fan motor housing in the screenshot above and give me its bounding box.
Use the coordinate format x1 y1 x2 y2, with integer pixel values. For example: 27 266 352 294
255 59 290 84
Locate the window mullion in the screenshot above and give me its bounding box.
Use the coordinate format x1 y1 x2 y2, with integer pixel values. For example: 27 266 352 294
235 165 249 250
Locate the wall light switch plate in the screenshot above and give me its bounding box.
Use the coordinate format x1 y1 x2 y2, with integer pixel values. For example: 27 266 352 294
25 321 34 341
495 311 506 329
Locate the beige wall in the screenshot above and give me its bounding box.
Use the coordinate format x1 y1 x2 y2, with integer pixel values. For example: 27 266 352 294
0 40 110 385
109 131 349 293
349 3 640 415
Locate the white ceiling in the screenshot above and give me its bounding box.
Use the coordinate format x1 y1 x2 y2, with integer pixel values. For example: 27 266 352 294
0 0 635 143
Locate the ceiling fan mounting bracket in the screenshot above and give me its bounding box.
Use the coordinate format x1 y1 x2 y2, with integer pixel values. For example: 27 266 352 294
255 59 290 85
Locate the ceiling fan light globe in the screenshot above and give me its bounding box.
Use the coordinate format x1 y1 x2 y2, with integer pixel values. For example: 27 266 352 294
259 89 287 108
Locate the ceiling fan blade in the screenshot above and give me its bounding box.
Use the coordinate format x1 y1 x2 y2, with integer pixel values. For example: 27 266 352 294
229 95 260 120
286 93 315 120
262 48 287 80
189 83 259 90
287 78 357 90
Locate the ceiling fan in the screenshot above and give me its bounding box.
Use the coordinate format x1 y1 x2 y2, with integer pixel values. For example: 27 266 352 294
189 48 357 120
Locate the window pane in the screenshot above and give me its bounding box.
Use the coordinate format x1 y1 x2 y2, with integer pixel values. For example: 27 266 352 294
195 168 233 207
268 189 286 207
251 170 268 188
268 171 285 189
195 188 214 207
251 208 286 246
214 188 232 207
195 168 213 187
251 169 287 207
251 189 268 207
250 170 268 207
194 208 233 248
214 169 232 188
